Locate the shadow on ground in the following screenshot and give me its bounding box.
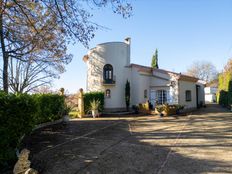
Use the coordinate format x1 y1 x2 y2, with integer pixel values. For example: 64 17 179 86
20 104 232 174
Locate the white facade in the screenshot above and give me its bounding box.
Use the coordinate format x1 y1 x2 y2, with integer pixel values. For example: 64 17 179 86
205 87 217 103
83 38 205 110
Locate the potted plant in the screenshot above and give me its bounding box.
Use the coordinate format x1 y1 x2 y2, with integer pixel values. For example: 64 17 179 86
90 99 101 118
175 104 184 114
155 105 165 117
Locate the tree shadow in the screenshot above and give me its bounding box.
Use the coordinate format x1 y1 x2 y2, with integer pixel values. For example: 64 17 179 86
21 108 232 174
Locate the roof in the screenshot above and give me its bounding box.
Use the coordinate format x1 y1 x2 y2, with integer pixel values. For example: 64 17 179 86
129 63 198 82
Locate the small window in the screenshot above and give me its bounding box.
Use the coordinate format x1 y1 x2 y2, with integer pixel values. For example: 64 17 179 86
186 90 191 101
105 89 111 98
144 89 147 98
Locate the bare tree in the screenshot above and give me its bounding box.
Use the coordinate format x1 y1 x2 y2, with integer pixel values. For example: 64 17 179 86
6 56 62 93
0 0 132 93
185 61 218 82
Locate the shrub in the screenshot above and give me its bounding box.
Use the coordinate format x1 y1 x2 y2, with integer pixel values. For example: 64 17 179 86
218 90 228 106
0 92 65 171
84 92 104 114
89 99 101 111
155 105 165 113
0 92 36 169
33 94 65 124
155 104 184 116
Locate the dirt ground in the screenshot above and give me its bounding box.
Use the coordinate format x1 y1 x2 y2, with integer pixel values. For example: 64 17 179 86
22 104 232 174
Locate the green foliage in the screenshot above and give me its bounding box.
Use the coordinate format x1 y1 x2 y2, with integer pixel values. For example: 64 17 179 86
218 90 228 106
84 92 104 114
33 94 65 124
0 92 65 170
155 105 165 113
89 99 101 111
217 70 232 107
228 92 232 106
151 49 159 69
155 104 185 116
125 80 130 110
0 92 36 169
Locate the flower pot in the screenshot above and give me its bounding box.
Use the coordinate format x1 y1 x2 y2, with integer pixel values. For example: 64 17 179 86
63 115 70 123
92 110 98 118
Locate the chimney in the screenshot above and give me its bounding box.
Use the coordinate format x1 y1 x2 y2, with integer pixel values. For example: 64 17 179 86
124 37 131 65
124 37 131 45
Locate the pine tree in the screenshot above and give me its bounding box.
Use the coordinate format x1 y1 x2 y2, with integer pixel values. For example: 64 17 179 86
151 49 159 69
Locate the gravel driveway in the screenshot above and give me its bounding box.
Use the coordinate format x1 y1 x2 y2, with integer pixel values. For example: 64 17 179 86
23 104 232 174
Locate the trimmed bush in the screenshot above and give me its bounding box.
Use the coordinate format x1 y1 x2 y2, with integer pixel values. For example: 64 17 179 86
33 94 65 124
0 92 65 171
84 92 104 114
218 90 228 106
0 92 36 169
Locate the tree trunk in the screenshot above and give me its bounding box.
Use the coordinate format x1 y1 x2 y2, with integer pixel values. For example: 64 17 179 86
0 14 8 93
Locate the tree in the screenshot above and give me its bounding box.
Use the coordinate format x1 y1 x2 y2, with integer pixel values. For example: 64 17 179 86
186 61 218 82
151 49 159 69
0 0 132 93
125 80 130 111
6 56 61 93
217 58 232 105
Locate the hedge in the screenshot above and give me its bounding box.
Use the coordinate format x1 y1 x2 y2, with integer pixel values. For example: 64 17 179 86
0 92 65 171
218 90 232 107
83 92 104 114
33 94 65 124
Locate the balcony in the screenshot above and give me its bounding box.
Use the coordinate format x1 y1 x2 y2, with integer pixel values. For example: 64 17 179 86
102 76 116 85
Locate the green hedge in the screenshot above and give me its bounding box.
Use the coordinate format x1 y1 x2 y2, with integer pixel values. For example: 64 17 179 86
83 92 104 113
0 93 36 169
218 90 232 107
0 92 65 171
33 94 65 124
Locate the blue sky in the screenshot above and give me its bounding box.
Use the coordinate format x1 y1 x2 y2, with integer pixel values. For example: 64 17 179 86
53 0 232 93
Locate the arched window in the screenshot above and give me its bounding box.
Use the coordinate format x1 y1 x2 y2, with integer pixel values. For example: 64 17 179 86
103 64 113 83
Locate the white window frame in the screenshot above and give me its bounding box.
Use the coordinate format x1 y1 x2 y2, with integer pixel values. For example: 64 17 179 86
156 90 167 104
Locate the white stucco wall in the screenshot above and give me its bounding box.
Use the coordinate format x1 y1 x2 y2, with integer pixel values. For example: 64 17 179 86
205 94 216 103
204 87 217 94
86 41 131 109
178 80 197 108
204 87 217 103
128 66 150 105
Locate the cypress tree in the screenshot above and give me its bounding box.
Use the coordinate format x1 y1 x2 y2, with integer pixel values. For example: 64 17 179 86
151 49 159 69
125 80 130 111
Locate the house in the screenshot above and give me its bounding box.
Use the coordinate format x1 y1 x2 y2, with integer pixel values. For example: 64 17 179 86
83 38 205 111
205 81 218 103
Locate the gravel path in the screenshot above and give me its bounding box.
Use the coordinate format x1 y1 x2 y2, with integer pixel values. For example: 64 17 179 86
23 104 232 174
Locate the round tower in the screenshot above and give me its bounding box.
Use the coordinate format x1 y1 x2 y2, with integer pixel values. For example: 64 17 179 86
83 38 131 110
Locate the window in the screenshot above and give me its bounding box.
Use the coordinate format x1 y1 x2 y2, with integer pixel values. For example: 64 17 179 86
105 89 111 98
144 89 148 98
186 90 191 101
156 90 167 104
103 64 113 82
